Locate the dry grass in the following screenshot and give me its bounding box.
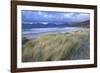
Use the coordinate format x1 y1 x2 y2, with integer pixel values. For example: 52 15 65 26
22 30 90 62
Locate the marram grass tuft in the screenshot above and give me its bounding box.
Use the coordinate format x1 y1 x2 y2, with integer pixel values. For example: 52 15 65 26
22 30 90 62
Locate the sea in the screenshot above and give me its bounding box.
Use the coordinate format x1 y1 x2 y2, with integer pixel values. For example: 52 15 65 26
22 27 83 39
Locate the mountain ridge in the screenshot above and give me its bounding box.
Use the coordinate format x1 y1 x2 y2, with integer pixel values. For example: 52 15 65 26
22 20 90 29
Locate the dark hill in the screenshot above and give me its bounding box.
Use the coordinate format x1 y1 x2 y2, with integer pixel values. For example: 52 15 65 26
22 20 90 29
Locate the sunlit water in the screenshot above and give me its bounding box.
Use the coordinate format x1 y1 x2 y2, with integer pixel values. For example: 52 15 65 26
22 27 85 39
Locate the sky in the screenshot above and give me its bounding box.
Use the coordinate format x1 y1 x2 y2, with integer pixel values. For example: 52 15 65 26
22 10 90 24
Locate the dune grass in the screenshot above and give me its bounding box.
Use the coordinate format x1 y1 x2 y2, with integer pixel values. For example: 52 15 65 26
22 30 90 62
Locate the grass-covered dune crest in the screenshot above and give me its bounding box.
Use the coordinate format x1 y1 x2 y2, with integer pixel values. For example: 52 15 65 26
22 30 90 62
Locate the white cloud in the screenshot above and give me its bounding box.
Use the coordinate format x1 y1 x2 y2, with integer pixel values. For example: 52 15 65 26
43 14 48 17
42 22 48 25
64 13 74 18
38 11 42 15
49 15 53 18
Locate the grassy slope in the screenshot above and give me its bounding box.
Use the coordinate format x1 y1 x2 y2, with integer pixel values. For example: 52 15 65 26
22 30 90 62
